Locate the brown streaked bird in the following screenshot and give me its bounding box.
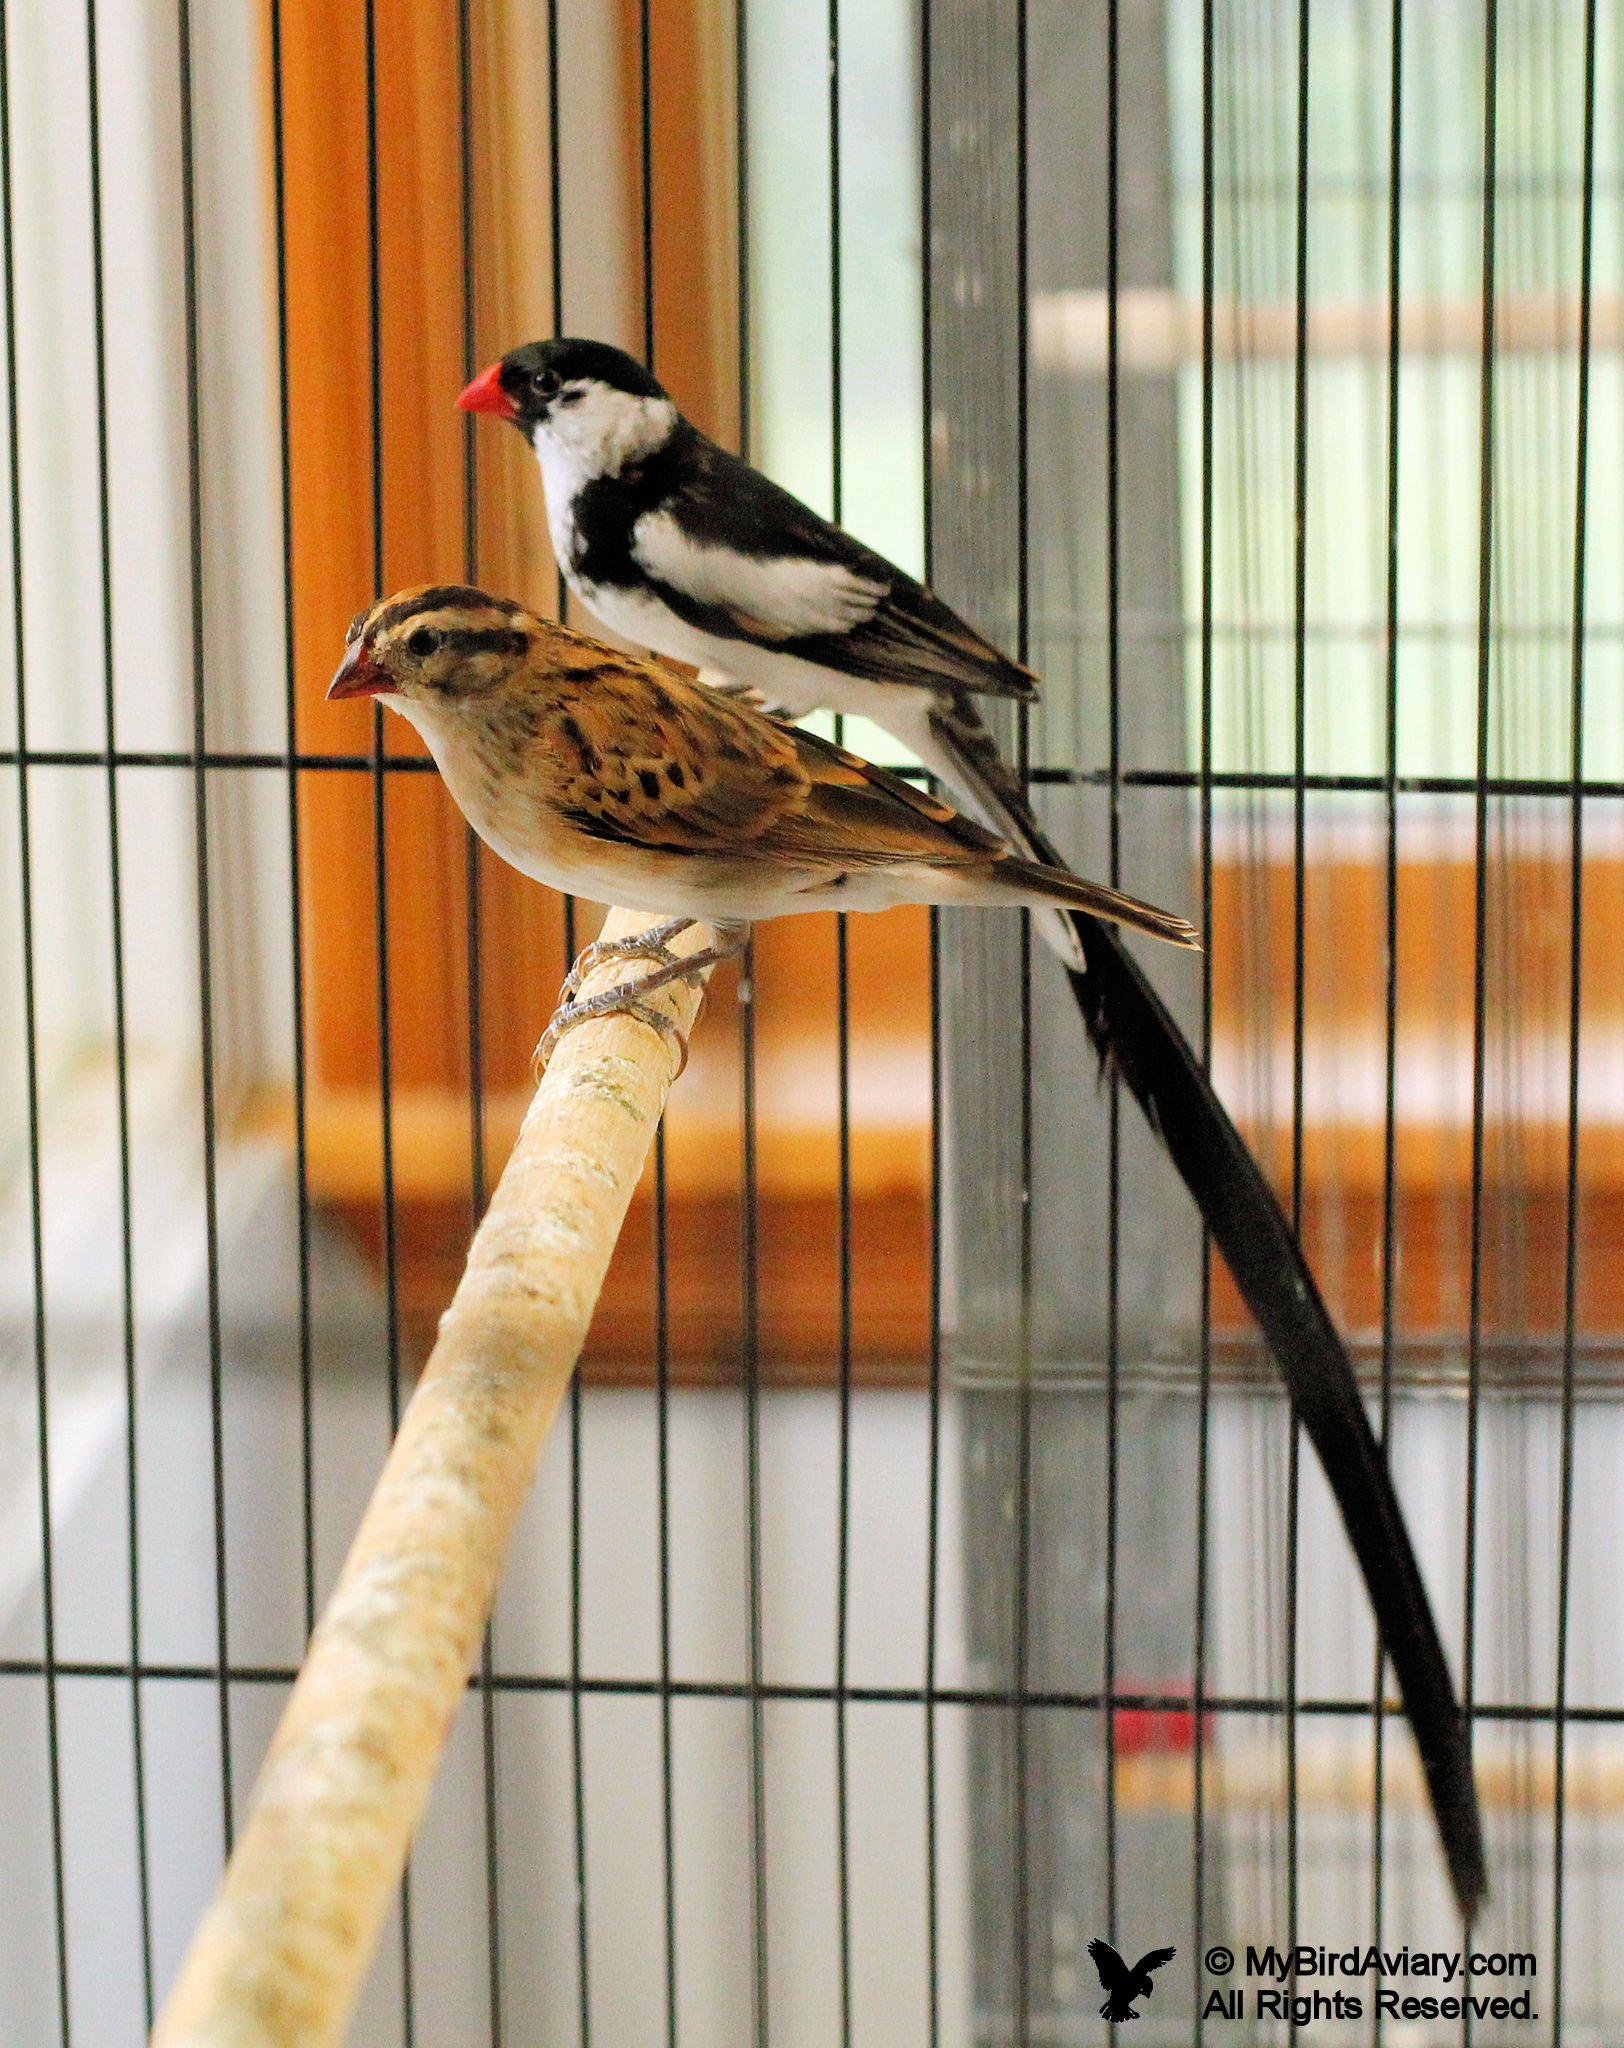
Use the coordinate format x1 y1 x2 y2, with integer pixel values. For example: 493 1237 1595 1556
328 585 1198 1058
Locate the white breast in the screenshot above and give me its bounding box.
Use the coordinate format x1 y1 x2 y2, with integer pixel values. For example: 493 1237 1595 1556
531 428 589 574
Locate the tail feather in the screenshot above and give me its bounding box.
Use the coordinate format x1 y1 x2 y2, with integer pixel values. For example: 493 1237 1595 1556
997 853 1202 951
924 696 1487 1921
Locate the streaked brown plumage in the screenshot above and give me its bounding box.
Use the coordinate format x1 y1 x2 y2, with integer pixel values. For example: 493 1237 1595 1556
328 584 1201 950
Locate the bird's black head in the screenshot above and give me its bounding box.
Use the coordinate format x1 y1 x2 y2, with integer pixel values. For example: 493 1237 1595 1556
458 337 671 436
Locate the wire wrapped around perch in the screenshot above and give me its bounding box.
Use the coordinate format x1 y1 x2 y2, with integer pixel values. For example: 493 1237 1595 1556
149 908 717 2048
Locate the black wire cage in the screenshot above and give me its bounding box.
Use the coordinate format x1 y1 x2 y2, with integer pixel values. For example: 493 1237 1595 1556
0 0 1619 2042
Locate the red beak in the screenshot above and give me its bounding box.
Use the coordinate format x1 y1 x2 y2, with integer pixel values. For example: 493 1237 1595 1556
327 641 390 700
456 361 517 420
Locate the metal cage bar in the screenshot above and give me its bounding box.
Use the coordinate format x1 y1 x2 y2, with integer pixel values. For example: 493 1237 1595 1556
2 0 1622 2041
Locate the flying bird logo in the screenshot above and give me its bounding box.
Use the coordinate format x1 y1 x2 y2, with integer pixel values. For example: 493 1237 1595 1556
1086 1938 1176 2023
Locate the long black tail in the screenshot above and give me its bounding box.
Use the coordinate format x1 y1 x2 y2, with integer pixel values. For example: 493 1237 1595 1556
927 697 1487 1921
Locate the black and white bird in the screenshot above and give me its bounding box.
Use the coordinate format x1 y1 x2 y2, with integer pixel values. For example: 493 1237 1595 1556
458 338 1062 927
458 335 1486 1920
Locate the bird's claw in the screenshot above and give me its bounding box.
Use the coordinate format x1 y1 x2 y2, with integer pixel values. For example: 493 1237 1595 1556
533 990 690 1081
553 916 696 1005
533 917 710 1081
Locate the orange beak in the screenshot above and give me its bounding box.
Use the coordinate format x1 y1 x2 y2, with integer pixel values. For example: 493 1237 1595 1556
327 641 390 700
456 362 517 419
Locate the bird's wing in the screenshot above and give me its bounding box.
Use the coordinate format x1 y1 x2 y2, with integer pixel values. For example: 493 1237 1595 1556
1087 1941 1128 1992
539 639 814 852
630 437 1036 702
538 638 1003 869
1133 1948 1177 1979
634 506 889 638
749 728 1198 945
774 724 1014 867
923 691 1488 1924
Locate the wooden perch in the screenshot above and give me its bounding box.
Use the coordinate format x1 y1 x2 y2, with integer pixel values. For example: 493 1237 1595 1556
150 909 717 2048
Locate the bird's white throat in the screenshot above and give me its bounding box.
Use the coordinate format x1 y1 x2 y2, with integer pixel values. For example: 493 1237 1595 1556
532 383 677 488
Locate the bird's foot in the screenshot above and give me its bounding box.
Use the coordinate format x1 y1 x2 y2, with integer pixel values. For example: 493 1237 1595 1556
552 917 700 1011
697 670 774 712
533 918 746 1081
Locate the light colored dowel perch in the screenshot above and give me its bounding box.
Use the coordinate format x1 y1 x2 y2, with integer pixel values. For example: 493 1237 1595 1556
150 908 717 2048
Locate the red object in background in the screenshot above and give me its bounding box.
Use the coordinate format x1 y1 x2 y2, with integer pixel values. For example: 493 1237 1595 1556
1112 1683 1213 1755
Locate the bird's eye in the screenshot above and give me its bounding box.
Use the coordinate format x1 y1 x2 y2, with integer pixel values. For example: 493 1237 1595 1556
406 626 441 658
531 367 561 399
